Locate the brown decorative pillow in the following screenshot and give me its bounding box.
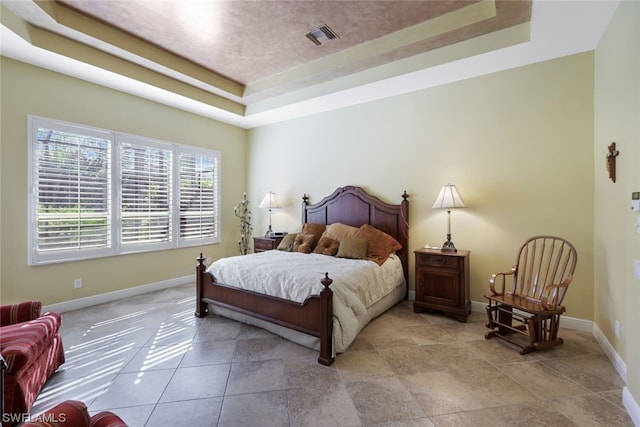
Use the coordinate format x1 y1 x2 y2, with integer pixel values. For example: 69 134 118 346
336 238 369 259
293 233 316 253
321 223 359 242
313 236 340 256
277 233 297 251
302 223 326 243
354 224 402 266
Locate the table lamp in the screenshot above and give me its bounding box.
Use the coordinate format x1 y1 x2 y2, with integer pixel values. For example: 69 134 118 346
259 192 281 237
432 184 465 252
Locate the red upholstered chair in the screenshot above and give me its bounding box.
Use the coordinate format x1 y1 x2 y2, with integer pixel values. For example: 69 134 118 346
0 301 65 421
20 400 128 427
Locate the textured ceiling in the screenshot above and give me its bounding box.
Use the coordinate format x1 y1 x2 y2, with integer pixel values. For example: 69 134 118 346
59 0 506 85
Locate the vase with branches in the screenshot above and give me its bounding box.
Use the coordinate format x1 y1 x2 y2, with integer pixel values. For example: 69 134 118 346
233 193 253 255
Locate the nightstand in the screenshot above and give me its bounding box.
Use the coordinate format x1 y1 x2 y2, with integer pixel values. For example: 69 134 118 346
413 248 471 322
253 236 284 253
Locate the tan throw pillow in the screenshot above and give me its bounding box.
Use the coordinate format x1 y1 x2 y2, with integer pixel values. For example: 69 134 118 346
354 224 402 266
277 233 297 251
336 238 368 259
293 233 316 253
321 223 359 242
302 223 326 243
313 236 340 256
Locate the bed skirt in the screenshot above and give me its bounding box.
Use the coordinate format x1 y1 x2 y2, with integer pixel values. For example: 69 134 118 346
207 279 406 354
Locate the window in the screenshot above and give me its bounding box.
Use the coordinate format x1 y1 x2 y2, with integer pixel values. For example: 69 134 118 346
28 116 220 265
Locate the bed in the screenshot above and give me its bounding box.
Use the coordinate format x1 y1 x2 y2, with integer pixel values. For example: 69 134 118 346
195 185 409 365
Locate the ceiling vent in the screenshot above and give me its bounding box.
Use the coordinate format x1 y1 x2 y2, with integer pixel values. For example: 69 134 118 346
306 25 339 46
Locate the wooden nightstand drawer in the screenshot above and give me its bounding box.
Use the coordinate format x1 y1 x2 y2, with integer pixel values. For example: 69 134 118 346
417 253 460 269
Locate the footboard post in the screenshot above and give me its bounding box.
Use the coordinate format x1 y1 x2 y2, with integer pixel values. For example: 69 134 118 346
195 253 207 318
318 273 335 366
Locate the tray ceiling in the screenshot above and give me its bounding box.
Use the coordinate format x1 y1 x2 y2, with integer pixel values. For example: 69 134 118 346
0 1 619 128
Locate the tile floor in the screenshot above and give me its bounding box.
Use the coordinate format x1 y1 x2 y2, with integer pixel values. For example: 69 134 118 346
32 283 633 426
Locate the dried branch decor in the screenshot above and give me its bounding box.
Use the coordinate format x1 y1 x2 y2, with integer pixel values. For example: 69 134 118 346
233 193 253 255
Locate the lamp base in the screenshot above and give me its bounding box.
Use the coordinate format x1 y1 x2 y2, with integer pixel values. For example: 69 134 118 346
264 225 273 238
441 234 457 252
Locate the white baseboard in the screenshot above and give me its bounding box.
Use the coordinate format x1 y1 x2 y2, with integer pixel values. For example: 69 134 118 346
592 322 627 382
42 275 192 313
623 388 640 427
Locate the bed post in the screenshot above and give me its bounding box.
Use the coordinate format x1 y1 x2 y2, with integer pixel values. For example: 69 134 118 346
195 253 207 318
400 190 410 298
301 193 309 223
318 273 335 366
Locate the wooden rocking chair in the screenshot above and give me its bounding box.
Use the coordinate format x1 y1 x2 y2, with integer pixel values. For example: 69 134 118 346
485 235 577 354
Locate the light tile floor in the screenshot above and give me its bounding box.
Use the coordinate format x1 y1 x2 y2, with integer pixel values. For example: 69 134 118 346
32 283 634 426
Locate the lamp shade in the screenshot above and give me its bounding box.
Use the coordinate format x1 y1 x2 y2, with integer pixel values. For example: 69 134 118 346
259 192 281 209
432 185 465 209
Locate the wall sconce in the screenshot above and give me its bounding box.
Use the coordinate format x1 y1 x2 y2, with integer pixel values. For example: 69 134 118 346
432 184 466 252
259 192 281 237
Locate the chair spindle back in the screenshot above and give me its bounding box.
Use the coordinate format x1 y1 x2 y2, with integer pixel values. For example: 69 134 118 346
512 235 577 305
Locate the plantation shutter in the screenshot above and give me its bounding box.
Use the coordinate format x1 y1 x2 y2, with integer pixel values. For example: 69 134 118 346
34 125 112 256
179 150 218 241
29 116 221 265
120 142 172 246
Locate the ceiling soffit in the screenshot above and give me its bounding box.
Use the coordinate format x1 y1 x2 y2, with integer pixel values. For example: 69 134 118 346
1 0 532 119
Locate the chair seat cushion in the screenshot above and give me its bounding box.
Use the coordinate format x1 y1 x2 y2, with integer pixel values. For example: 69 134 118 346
0 312 62 373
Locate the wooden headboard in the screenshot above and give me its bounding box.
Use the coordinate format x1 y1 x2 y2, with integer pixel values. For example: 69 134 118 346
301 186 410 286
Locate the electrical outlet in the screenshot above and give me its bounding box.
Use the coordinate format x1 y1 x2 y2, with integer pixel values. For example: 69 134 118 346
73 278 82 289
615 320 620 337
634 259 640 281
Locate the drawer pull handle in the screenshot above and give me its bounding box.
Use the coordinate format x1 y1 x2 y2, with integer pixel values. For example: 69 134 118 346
432 257 446 265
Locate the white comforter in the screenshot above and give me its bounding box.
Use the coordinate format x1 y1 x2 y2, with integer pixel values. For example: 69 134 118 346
206 250 405 350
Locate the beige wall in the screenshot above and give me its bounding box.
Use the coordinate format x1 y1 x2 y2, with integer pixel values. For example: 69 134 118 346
248 52 595 321
595 0 640 405
0 57 247 305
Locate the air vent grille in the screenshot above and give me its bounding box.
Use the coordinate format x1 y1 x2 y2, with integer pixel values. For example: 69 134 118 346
306 25 339 46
